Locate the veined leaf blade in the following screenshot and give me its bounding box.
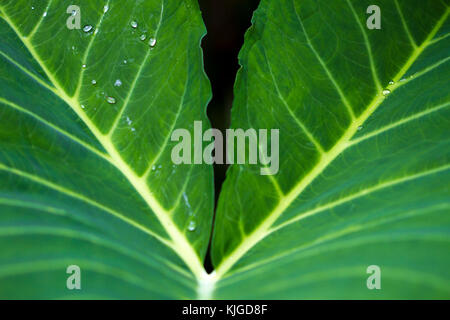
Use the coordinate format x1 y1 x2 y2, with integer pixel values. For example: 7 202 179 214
0 0 212 299
212 0 450 299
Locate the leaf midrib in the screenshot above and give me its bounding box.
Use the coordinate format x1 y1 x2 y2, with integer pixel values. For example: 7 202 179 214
214 7 450 279
219 203 449 279
0 6 206 281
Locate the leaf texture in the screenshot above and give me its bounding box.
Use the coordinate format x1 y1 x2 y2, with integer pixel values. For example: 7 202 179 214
0 0 212 299
212 0 450 299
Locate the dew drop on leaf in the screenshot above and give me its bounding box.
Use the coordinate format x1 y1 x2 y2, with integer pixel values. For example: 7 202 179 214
388 80 394 85
382 89 391 96
187 221 196 232
130 21 138 28
83 25 93 33
183 192 192 210
149 37 157 47
114 79 122 87
91 79 97 85
82 64 86 68
140 34 147 41
106 96 116 104
103 5 109 13
43 11 47 17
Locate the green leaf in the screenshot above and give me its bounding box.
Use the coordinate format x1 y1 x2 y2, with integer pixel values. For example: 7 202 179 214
2 0 449 300
212 0 450 298
0 0 213 299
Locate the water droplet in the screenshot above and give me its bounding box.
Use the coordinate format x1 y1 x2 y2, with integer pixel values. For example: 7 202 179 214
149 37 157 47
388 80 394 85
81 104 85 109
83 25 93 33
126 116 132 125
158 165 162 169
151 165 156 171
91 79 97 85
123 59 128 64
400 78 406 82
140 34 147 41
187 221 196 231
131 127 136 132
183 192 192 209
130 21 138 28
94 29 99 35
357 126 363 131
71 10 77 16
106 96 116 104
114 79 122 87
103 5 109 13
82 64 86 68
31 6 35 10
382 89 391 96
43 11 47 17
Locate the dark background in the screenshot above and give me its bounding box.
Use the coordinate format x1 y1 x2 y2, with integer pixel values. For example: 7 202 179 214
198 0 261 271
199 0 260 202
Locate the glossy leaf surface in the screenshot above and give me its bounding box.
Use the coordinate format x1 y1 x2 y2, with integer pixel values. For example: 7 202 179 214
0 0 212 299
212 0 450 299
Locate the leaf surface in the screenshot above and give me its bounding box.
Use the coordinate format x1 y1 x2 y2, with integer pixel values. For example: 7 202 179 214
212 0 450 299
0 0 212 299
